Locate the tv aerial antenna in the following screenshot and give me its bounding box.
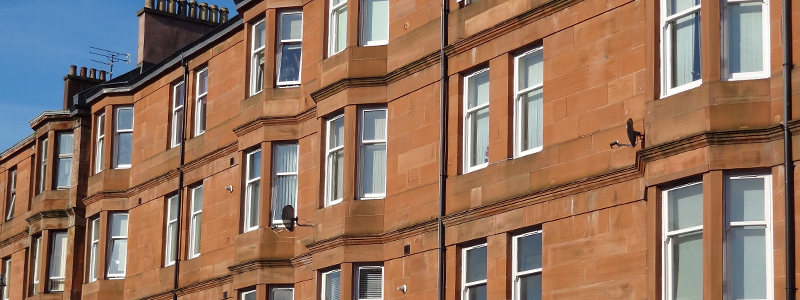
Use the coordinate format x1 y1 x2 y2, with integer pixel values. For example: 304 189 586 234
89 46 131 80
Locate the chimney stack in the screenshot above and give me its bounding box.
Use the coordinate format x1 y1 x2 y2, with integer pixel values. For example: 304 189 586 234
63 65 104 110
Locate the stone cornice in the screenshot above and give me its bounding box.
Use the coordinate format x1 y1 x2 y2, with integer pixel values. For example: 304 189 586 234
182 142 239 173
305 219 438 253
227 259 295 274
233 108 317 137
25 209 71 224
137 275 233 300
0 231 28 248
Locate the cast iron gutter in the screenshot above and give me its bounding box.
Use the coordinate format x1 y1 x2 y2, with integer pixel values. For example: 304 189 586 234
172 56 190 300
783 0 795 298
437 0 449 300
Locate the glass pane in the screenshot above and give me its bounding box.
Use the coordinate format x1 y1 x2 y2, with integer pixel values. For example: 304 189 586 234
279 44 302 83
282 13 303 40
169 196 179 220
243 291 256 300
110 214 129 237
518 50 543 91
466 246 487 282
116 132 133 166
520 88 543 152
667 183 703 231
275 144 299 173
469 108 490 167
728 2 764 73
730 226 767 299
358 267 383 299
273 175 298 221
518 273 542 300
117 108 133 130
197 97 207 132
517 233 542 272
248 151 262 180
728 177 765 222
326 271 342 300
362 144 387 196
166 222 177 262
667 0 700 16
670 13 702 88
467 71 490 109
49 232 67 277
97 115 105 136
248 180 261 228
173 110 184 145
192 214 202 255
466 284 487 300
174 83 185 107
193 186 204 213
58 133 73 155
335 7 348 53
330 117 345 149
330 150 344 200
365 0 389 43
362 110 387 141
108 239 127 275
254 21 266 48
89 242 98 281
671 231 703 300
56 158 72 187
198 70 208 94
92 218 100 240
253 51 265 92
273 288 294 300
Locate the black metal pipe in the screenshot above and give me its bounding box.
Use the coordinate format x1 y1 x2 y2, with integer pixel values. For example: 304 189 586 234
784 0 795 298
437 0 449 299
173 55 189 300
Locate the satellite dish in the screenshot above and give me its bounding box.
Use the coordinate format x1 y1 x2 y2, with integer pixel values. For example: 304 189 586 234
610 118 644 149
281 205 297 232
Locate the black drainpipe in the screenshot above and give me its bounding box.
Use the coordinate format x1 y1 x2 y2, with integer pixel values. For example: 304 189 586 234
173 55 189 300
783 0 795 298
437 0 449 299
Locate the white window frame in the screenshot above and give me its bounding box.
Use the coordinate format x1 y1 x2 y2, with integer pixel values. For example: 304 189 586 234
721 0 770 81
113 106 134 169
724 173 773 300
358 108 387 199
242 290 257 300
2 258 10 300
354 265 384 300
250 19 266 96
5 169 15 221
277 11 303 87
38 137 48 194
463 68 490 173
48 231 68 292
165 195 179 266
195 68 208 136
512 230 542 300
171 82 185 149
660 0 702 96
321 269 342 300
95 113 105 174
325 115 345 206
328 0 348 56
271 143 299 226
461 243 487 300
513 47 544 158
88 217 99 282
269 286 295 300
106 213 129 279
55 132 73 190
32 236 41 293
359 0 389 46
189 185 203 259
244 149 262 232
661 181 704 300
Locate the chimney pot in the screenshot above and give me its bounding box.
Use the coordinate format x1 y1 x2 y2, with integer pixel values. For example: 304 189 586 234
210 5 218 23
80 67 87 77
69 65 77 76
89 68 97 79
177 0 187 15
99 70 107 81
145 0 155 8
157 0 166 11
168 0 176 13
199 3 208 21
220 8 229 22
188 0 198 18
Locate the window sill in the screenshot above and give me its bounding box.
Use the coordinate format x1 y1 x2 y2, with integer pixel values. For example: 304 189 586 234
662 80 702 98
514 146 543 159
464 163 488 174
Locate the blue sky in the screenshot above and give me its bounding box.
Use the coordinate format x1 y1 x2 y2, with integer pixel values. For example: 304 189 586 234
0 1 236 152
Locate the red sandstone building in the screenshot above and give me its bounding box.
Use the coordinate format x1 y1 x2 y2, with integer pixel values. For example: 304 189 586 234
0 0 798 299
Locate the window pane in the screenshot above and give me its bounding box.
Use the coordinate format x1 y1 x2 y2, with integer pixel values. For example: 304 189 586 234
254 22 266 48
49 232 67 278
174 84 185 107
273 289 294 300
197 97 207 132
273 175 298 221
198 71 208 94
358 267 383 299
191 214 202 255
108 239 128 275
467 284 487 300
520 88 543 152
335 7 348 53
728 177 765 222
92 218 100 240
364 0 389 43
56 158 72 187
331 150 344 200
730 226 767 299
248 151 262 180
117 108 133 130
728 2 763 73
253 51 265 92
58 133 73 155
330 117 345 149
667 0 700 15
670 13 702 88
110 214 129 237
518 51 543 91
193 186 204 213
469 108 490 167
169 196 179 220
362 110 387 141
166 222 177 263
517 233 542 272
518 273 542 300
279 44 302 83
467 71 490 109
117 132 133 166
466 246 487 282
667 183 703 231
362 144 386 195
325 271 341 300
282 13 303 40
275 144 299 173
174 108 184 144
243 291 256 300
248 180 261 228
671 231 703 300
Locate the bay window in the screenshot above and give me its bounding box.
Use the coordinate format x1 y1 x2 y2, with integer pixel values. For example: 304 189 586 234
165 195 179 266
663 182 703 300
512 231 542 300
462 244 487 300
360 0 388 46
55 132 73 189
325 115 345 206
195 68 208 136
722 0 769 80
171 82 185 148
661 0 702 95
251 20 266 95
107 213 129 279
463 68 490 173
277 11 303 86
244 149 262 232
322 269 342 300
48 231 67 292
189 185 203 259
272 143 298 225
358 108 387 199
514 48 543 158
114 106 134 169
328 0 347 55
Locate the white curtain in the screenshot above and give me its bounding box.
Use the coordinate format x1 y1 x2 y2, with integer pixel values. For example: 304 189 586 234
362 110 387 195
335 7 348 53
728 2 763 73
470 108 489 166
521 90 543 151
191 186 203 256
273 144 298 222
247 180 260 228
49 232 68 290
672 13 702 87
672 231 703 300
365 0 389 43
